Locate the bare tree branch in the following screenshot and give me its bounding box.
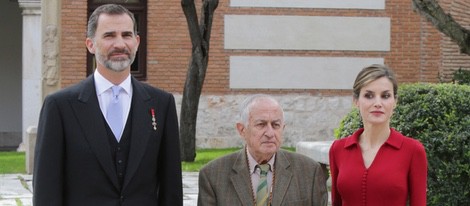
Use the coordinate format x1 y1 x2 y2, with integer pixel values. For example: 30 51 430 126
412 0 470 54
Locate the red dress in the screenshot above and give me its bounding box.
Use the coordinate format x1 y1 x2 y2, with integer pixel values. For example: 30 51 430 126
329 128 427 206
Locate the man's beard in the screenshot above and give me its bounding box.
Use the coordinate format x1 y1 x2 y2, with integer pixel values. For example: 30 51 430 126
95 48 136 72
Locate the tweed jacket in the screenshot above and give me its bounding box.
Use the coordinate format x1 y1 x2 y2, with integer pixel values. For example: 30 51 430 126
198 148 328 206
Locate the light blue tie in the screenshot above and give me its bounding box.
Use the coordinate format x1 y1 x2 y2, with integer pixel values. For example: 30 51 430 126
107 86 123 142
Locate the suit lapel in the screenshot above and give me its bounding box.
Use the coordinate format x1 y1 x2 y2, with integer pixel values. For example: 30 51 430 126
271 151 293 206
230 150 255 206
122 78 152 189
71 75 120 190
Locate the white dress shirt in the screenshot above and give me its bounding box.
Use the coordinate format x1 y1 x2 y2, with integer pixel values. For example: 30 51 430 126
94 69 133 140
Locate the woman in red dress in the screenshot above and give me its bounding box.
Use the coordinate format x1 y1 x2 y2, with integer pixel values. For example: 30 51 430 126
329 64 427 206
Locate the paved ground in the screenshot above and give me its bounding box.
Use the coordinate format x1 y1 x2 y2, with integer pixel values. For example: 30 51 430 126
0 172 199 206
1 172 331 206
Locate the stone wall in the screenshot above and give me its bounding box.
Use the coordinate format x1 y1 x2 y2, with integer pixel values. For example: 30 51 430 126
174 94 352 148
0 0 22 151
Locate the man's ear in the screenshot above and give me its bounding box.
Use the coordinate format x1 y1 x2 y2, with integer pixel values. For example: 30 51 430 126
236 123 245 137
136 34 141 47
85 38 95 54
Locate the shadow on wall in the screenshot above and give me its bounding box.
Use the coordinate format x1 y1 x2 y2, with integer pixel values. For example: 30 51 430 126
0 132 22 151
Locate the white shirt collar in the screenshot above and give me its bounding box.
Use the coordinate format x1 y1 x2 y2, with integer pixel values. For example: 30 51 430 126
246 147 275 174
94 69 132 95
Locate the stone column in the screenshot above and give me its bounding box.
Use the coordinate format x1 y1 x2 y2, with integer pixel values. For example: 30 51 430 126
25 126 37 174
42 0 61 96
18 0 41 151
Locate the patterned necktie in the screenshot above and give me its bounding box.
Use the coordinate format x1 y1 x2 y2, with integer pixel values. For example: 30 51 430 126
256 164 270 206
107 86 123 142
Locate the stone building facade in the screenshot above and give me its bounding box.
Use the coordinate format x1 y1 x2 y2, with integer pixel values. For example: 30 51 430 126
4 0 470 149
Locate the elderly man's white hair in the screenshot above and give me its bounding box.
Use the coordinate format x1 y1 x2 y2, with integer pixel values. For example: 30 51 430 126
238 94 285 126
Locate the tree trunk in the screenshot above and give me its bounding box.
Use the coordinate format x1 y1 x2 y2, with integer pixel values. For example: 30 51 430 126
412 0 470 55
180 0 218 161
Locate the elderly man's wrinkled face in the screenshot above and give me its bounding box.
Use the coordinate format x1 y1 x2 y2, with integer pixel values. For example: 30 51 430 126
237 98 285 163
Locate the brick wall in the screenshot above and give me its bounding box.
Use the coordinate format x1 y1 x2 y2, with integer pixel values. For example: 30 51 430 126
440 0 470 81
60 0 467 93
61 0 88 87
147 0 191 92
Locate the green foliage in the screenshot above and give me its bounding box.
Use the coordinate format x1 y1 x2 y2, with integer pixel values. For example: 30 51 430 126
452 68 470 85
2 148 296 174
334 107 361 139
182 148 241 171
0 152 25 174
335 83 470 205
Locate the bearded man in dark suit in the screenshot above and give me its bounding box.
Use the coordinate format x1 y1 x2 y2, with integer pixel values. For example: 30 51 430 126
33 4 183 206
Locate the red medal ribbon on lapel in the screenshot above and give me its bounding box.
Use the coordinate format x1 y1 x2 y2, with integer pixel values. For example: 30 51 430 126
151 108 157 131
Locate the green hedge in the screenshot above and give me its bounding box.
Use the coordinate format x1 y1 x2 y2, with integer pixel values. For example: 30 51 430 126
335 83 470 206
452 68 470 85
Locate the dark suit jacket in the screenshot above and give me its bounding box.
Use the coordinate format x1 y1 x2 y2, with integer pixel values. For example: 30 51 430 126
198 149 328 206
33 75 183 206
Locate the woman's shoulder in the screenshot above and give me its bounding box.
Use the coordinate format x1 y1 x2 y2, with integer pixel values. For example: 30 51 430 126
404 137 426 153
331 137 347 148
391 129 426 153
330 137 353 156
331 128 363 149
